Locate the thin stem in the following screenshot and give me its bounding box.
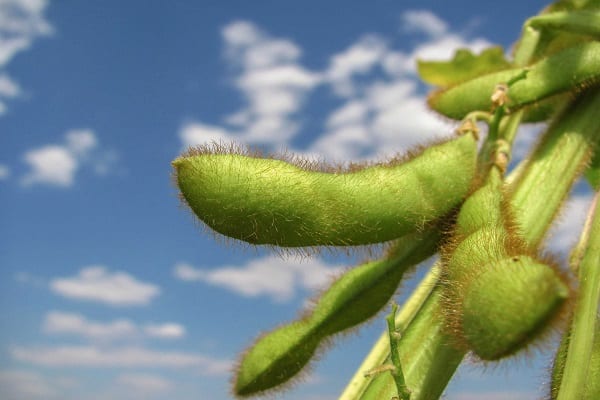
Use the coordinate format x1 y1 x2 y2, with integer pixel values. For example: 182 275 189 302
386 303 411 400
557 191 600 400
339 266 440 399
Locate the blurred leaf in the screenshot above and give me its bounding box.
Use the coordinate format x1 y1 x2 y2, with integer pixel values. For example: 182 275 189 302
417 47 512 87
585 151 600 190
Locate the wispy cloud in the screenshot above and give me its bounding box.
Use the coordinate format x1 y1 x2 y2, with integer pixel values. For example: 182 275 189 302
43 311 186 342
116 373 172 395
144 323 186 339
49 266 161 306
174 255 343 302
179 11 493 162
20 129 117 188
0 369 60 400
181 20 321 148
0 163 10 180
44 311 137 341
10 345 231 374
0 0 53 114
325 35 388 97
400 10 448 37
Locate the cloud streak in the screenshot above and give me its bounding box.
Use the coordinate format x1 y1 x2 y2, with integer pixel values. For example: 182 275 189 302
43 311 186 342
174 255 343 302
11 345 231 374
20 129 117 187
180 11 493 163
50 266 160 306
0 0 53 114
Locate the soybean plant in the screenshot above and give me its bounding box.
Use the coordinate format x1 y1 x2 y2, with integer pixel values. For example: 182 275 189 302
172 1 600 399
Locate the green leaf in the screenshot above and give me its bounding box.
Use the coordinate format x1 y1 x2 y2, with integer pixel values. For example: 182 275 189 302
417 47 511 87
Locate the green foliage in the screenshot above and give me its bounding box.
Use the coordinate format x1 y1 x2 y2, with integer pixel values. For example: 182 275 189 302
172 3 600 399
417 47 511 87
428 41 600 121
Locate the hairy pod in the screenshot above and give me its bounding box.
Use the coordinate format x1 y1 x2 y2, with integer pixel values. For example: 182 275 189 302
442 168 569 360
173 134 477 248
349 93 600 400
233 228 441 397
428 41 600 121
527 11 600 40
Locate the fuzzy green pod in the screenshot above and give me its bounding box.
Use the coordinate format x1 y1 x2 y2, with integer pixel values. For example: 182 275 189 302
233 228 441 397
173 134 477 247
428 41 600 121
462 256 568 359
442 167 569 360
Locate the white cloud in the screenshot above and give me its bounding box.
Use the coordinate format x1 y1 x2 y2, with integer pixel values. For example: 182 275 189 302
222 20 301 69
0 73 20 96
0 370 59 400
0 74 19 113
20 129 115 188
21 145 78 187
174 256 343 302
238 65 319 91
143 323 186 339
43 310 187 342
400 10 448 37
180 12 492 162
180 20 321 149
11 345 231 374
326 100 368 128
179 121 236 148
50 266 161 306
326 35 387 97
65 129 97 155
43 311 138 341
0 0 52 114
221 20 262 48
0 163 10 179
309 124 372 161
116 373 172 395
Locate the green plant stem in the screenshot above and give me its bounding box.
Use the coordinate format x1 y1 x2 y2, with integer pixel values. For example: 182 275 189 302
556 191 600 400
356 284 464 400
386 303 411 400
508 90 600 247
339 266 440 399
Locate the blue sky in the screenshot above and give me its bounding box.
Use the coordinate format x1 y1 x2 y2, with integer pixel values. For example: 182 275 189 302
0 1 593 399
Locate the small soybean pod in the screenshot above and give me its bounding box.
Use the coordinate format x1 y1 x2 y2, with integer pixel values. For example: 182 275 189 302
428 41 600 121
233 228 442 397
442 166 569 360
173 133 477 248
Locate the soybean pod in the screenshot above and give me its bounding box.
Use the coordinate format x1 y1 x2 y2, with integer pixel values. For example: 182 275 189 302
234 228 442 397
173 133 477 248
428 41 600 121
442 165 569 360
